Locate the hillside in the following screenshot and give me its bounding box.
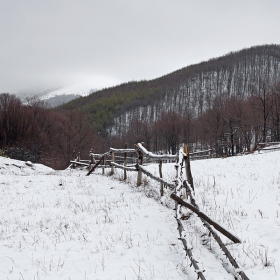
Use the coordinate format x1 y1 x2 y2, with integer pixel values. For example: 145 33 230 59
61 44 280 136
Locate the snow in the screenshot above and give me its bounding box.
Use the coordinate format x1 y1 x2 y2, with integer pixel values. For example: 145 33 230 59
39 84 95 101
0 157 184 280
0 150 279 279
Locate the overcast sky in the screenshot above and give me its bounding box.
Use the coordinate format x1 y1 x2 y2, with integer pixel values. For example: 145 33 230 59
1 0 280 94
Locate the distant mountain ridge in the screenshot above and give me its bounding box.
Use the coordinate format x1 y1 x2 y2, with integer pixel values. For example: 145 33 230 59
17 84 97 107
61 44 280 136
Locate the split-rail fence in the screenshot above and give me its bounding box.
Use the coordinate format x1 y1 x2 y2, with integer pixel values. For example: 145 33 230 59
70 143 249 280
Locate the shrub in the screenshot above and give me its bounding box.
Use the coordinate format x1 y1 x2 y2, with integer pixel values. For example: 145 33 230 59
4 147 41 163
0 150 7 158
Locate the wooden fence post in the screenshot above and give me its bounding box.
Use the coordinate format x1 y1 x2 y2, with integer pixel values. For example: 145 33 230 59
102 156 105 175
159 160 163 196
72 150 76 169
184 144 194 191
137 151 143 186
124 143 127 180
111 151 115 175
90 149 94 164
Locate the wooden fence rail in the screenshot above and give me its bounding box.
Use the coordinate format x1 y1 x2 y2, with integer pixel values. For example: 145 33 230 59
182 181 250 280
136 143 179 161
257 142 280 153
136 164 176 189
109 147 136 153
170 193 241 244
110 162 138 172
174 200 206 280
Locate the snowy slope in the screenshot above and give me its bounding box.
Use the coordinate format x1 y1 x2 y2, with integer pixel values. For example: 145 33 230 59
112 150 280 279
0 151 279 279
0 156 54 175
38 84 97 107
39 84 96 101
0 157 185 280
17 84 97 107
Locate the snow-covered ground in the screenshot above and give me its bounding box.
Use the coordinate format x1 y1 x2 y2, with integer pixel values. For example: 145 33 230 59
0 150 279 279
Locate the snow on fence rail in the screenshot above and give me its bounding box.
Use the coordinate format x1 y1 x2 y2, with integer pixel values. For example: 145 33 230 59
69 143 248 280
136 143 179 161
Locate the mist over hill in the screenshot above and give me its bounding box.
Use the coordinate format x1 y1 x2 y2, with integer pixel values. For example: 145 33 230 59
16 85 97 107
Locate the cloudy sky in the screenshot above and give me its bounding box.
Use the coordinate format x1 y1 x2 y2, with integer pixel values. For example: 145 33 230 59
1 0 280 94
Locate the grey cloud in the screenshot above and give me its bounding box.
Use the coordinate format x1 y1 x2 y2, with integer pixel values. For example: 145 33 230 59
1 0 280 93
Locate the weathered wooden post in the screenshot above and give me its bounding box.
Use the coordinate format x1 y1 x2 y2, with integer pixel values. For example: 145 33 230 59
159 160 163 196
175 162 179 188
111 150 115 175
124 143 127 180
72 150 76 169
90 149 94 164
102 156 105 175
137 150 143 186
184 144 194 191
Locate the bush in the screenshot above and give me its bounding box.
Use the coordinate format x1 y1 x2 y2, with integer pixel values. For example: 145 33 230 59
4 147 41 163
0 150 7 158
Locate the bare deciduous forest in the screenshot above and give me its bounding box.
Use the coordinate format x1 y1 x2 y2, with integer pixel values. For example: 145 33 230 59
0 94 104 169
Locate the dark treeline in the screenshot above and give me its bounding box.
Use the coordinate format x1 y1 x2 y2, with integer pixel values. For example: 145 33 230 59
110 81 280 156
0 93 105 169
2 80 279 168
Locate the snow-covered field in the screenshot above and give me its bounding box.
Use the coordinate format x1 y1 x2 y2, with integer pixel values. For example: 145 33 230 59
0 150 279 279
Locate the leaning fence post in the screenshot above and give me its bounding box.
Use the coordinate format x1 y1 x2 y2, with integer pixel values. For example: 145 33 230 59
124 143 127 180
184 144 194 191
137 151 143 186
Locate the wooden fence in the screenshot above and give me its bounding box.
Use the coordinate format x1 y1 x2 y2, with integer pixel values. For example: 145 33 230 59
257 142 280 153
70 143 249 280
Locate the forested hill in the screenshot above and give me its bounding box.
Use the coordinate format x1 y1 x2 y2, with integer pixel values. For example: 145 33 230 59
61 44 280 136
